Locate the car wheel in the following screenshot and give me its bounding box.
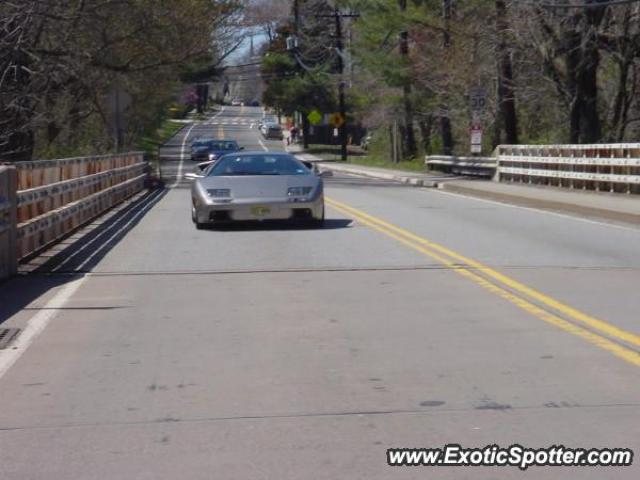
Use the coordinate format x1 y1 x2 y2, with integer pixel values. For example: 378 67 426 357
310 205 325 227
192 206 205 229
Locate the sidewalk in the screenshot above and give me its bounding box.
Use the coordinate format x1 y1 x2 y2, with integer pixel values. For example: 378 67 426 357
439 180 640 225
290 147 640 225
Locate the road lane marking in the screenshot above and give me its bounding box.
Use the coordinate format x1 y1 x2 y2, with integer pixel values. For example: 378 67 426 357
326 197 640 366
0 276 86 380
258 139 268 151
172 108 226 187
0 192 165 379
171 122 199 188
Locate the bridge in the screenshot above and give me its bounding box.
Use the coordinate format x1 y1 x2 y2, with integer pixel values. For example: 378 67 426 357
0 106 639 479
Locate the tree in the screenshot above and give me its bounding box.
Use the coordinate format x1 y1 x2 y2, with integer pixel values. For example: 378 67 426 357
0 0 243 161
259 1 337 147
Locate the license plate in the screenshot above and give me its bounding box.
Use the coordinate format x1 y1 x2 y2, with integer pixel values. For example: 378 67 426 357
251 206 271 216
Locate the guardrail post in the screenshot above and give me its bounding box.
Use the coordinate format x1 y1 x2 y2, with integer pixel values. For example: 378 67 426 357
0 166 18 281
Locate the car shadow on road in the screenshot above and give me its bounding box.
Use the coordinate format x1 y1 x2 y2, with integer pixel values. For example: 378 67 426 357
199 218 353 232
0 189 167 327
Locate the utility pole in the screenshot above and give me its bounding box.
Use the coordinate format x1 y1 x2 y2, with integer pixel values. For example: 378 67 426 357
398 0 417 159
335 7 347 162
440 0 454 155
307 7 359 160
293 0 299 35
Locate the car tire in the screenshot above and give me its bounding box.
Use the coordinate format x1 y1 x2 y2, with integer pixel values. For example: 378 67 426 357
310 205 325 227
192 206 206 229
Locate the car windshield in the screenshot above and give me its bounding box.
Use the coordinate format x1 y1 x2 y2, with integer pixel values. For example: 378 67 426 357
191 140 214 148
194 141 239 151
207 154 310 176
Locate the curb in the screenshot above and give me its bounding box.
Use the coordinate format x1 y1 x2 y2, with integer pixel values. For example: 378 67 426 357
440 182 640 226
321 164 439 188
319 159 640 226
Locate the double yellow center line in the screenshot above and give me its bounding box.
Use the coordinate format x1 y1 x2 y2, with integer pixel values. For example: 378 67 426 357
326 197 640 367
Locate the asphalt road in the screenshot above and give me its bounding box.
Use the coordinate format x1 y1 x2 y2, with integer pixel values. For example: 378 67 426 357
0 106 639 479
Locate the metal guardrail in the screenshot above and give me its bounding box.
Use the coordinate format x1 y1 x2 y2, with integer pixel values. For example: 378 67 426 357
426 155 496 177
497 144 640 194
0 152 148 276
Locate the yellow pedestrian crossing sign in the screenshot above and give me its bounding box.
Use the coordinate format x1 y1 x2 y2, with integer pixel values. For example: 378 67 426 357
307 110 322 125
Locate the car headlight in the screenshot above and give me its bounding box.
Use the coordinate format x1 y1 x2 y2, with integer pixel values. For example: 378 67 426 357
207 189 231 198
208 153 217 161
287 186 313 198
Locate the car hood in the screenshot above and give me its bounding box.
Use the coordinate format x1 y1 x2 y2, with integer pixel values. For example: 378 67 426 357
196 175 320 199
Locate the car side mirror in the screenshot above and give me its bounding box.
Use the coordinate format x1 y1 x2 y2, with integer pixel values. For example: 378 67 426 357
184 172 204 180
239 146 244 150
197 160 215 171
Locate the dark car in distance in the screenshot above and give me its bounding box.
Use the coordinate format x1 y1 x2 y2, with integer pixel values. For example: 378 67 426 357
190 140 243 162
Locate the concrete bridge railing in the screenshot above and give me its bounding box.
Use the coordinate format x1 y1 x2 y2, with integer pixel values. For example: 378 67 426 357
497 144 640 194
0 153 148 280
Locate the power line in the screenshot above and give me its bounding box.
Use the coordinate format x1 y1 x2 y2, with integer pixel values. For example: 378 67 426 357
533 0 640 8
222 61 263 69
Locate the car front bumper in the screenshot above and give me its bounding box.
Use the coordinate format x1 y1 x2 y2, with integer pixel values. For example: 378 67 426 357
194 197 324 223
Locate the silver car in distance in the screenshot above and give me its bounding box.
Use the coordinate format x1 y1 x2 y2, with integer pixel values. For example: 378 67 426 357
191 152 326 228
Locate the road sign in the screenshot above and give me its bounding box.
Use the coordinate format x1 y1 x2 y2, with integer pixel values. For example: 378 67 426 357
469 86 486 113
307 110 322 125
329 112 345 128
470 124 482 154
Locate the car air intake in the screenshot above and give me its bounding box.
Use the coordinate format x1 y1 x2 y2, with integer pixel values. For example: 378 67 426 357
292 208 313 219
210 210 231 221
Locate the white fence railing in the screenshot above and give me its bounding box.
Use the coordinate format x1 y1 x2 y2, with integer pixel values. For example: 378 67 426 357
497 144 640 194
0 152 148 279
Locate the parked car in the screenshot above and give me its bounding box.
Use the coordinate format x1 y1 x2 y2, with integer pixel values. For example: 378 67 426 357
360 133 372 151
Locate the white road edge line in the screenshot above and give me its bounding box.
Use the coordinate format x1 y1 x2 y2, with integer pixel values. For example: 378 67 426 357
258 139 269 152
170 107 226 188
170 123 197 189
0 276 86 381
0 106 240 380
430 188 640 233
0 189 165 381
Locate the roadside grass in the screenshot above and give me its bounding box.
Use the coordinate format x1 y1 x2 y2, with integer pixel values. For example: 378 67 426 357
304 144 426 172
138 119 185 175
138 119 184 154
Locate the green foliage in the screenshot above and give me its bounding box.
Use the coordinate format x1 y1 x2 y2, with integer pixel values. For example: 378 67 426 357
260 27 337 116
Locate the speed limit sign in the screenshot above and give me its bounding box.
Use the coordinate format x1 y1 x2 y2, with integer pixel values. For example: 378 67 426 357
470 86 486 113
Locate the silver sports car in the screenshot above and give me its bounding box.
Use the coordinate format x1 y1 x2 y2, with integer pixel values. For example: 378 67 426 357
190 152 326 228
